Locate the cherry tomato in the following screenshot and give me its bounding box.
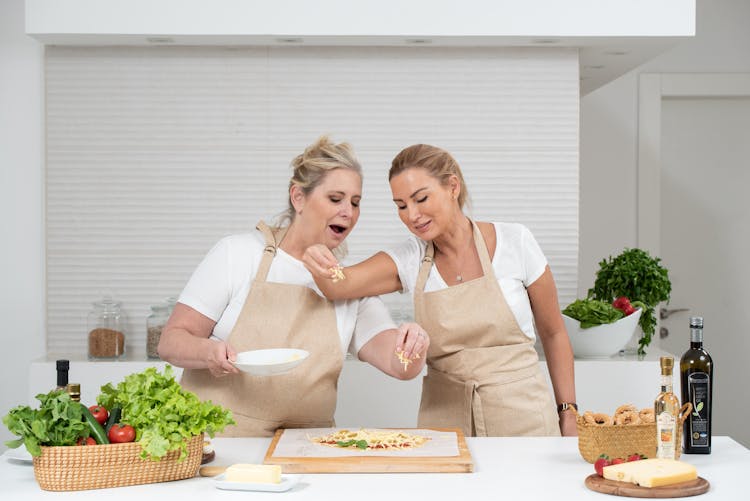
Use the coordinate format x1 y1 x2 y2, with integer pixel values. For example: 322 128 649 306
108 423 136 443
88 405 108 425
77 436 96 446
611 457 626 465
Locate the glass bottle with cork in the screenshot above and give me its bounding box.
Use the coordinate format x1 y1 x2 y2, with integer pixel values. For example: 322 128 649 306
680 316 713 454
655 356 680 459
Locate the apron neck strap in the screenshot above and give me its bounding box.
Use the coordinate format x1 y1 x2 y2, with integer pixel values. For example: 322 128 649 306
471 220 495 276
416 240 435 294
255 220 288 282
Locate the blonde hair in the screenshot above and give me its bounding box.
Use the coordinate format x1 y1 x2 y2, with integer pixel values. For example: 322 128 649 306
389 144 470 210
276 136 362 257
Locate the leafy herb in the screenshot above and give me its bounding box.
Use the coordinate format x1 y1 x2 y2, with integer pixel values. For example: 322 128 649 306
588 248 671 355
3 390 89 456
336 439 368 449
97 365 234 461
562 299 624 329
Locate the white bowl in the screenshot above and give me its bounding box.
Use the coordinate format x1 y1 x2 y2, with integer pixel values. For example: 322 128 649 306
232 348 309 376
563 308 642 359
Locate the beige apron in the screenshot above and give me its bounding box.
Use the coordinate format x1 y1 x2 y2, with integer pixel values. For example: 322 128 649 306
415 221 560 437
180 221 343 437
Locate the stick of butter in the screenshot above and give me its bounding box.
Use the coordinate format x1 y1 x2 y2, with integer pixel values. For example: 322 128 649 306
225 464 282 484
603 458 697 487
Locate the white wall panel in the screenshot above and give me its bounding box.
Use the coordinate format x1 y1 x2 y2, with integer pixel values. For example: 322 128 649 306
45 46 578 355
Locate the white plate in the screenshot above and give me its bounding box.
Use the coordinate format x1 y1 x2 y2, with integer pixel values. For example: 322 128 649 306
232 349 309 376
213 473 302 492
2 446 33 463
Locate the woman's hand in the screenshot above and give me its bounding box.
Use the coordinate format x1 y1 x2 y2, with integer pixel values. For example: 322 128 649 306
358 322 429 380
559 410 578 436
302 243 340 281
207 340 240 378
395 322 430 362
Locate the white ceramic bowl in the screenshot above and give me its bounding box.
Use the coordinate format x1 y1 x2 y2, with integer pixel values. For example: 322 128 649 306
563 308 642 359
232 348 309 376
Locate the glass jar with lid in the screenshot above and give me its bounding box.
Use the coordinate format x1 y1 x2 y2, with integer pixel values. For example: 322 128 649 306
87 297 127 359
146 303 170 359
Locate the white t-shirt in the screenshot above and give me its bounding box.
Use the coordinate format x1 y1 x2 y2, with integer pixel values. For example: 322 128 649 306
384 222 547 341
178 231 397 358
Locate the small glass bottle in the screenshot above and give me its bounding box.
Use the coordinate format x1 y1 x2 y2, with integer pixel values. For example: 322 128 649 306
146 303 170 359
87 297 126 359
55 359 69 391
655 356 680 459
680 316 713 454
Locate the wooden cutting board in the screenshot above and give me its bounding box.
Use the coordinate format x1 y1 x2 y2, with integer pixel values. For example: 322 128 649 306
585 474 710 498
263 428 473 473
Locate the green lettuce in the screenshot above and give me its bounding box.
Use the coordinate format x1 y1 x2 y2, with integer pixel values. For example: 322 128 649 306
3 390 88 456
97 365 234 461
562 298 624 329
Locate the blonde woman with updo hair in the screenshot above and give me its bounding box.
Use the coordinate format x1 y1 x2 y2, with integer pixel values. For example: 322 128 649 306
303 144 577 437
159 136 430 437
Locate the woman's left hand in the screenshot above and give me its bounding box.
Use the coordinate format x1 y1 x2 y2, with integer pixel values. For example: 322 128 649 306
559 410 578 436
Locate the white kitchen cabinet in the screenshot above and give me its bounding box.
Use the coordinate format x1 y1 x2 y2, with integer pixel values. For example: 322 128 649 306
28 350 674 428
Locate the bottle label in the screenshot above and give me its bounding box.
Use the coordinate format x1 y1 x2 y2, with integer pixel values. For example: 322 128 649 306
656 411 677 458
687 372 710 448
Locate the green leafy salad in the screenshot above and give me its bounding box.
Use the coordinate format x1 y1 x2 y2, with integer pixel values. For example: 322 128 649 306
3 390 88 456
562 299 625 329
97 365 234 460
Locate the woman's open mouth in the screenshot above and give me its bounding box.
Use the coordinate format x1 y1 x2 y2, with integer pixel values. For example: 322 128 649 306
329 224 347 235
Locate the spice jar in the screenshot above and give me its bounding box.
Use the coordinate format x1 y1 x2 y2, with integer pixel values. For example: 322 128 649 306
87 297 126 359
146 303 170 359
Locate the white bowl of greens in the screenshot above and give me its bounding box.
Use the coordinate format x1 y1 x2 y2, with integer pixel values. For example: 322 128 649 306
562 299 642 359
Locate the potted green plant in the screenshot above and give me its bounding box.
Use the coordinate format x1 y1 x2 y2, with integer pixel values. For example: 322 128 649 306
587 248 671 355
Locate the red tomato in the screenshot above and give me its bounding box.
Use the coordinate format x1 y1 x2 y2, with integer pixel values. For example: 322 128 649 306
77 436 96 446
108 423 136 443
88 405 108 425
611 457 626 465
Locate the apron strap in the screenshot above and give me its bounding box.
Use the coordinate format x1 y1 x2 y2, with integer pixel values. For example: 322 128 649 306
415 240 435 294
471 220 495 277
255 221 288 283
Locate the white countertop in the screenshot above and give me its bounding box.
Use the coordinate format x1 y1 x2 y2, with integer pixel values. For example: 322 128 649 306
2 436 748 500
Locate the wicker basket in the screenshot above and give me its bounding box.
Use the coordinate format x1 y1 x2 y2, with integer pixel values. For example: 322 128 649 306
32 433 203 491
575 404 691 463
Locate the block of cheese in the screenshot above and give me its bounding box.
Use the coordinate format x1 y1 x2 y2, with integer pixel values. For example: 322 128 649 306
603 458 697 487
225 464 282 484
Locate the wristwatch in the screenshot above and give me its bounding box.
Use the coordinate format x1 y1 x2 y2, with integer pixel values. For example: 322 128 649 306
557 402 578 413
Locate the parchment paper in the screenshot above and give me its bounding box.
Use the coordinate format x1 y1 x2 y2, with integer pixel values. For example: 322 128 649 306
271 428 459 458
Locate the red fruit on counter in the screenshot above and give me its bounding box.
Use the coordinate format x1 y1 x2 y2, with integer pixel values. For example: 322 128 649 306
627 454 644 462
611 457 626 465
77 436 96 446
108 423 136 443
88 405 108 425
594 456 611 477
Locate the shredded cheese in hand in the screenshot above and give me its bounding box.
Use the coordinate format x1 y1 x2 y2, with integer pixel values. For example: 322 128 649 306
395 350 420 371
329 265 346 283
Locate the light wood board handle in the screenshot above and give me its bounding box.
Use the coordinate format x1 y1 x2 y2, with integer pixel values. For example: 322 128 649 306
198 465 227 477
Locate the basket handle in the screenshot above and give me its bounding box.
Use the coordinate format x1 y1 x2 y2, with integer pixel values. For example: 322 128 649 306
679 402 693 424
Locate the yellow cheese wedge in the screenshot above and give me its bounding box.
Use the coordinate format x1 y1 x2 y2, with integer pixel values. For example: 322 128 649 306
603 458 697 488
225 464 282 484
